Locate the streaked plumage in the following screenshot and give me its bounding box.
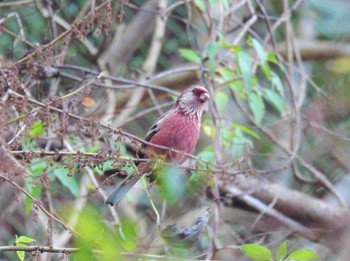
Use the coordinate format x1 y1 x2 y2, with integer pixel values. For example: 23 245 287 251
105 85 209 206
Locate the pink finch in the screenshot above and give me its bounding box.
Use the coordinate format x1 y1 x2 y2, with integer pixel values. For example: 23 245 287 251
105 85 210 206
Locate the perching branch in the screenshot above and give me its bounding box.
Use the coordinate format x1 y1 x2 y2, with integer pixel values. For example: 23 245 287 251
0 245 208 260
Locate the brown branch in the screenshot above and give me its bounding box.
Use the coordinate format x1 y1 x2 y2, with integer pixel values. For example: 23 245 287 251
0 24 35 48
230 89 348 208
112 0 169 127
8 150 242 177
220 182 319 241
0 0 33 7
235 178 350 230
231 177 350 249
58 67 180 95
276 40 350 61
0 173 79 236
0 141 26 175
13 1 110 66
0 245 208 260
0 245 83 254
100 0 159 71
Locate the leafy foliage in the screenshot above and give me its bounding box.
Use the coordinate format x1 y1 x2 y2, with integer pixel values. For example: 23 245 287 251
15 235 36 261
72 207 122 260
241 241 320 261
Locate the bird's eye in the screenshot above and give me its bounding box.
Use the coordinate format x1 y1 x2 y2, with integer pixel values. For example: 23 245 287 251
192 88 197 93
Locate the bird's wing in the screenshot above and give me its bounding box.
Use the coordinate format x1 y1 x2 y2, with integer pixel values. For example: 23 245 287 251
144 121 161 143
144 109 173 144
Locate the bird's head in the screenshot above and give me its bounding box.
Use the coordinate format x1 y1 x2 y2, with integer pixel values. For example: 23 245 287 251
175 85 209 117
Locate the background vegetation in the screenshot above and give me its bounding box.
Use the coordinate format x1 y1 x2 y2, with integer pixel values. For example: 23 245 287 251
1 0 350 260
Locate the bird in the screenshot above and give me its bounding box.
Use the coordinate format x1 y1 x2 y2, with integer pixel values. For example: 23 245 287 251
105 85 210 206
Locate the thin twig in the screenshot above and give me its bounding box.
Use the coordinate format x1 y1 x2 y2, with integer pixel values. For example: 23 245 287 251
0 173 79 236
0 245 213 260
14 1 110 65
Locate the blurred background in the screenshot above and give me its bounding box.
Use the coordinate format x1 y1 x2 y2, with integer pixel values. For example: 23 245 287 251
1 0 350 260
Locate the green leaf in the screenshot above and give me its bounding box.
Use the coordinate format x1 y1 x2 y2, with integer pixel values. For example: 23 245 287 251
95 160 114 175
206 42 219 71
157 165 185 204
271 72 284 97
222 128 235 148
73 207 122 260
198 146 215 162
231 124 260 140
179 48 201 64
276 240 288 261
29 160 46 177
87 142 102 153
119 218 138 240
263 89 285 115
202 123 216 137
25 184 42 215
250 38 272 78
53 168 80 197
241 244 273 261
24 7 45 33
26 162 44 215
231 45 243 52
16 249 25 261
287 249 320 261
193 0 205 11
29 120 45 138
215 91 229 113
118 218 138 251
222 0 230 9
236 50 253 91
248 92 265 123
267 52 278 64
218 67 236 81
17 236 36 244
15 235 35 261
121 240 137 252
231 129 253 159
220 40 234 50
187 168 211 197
229 80 245 95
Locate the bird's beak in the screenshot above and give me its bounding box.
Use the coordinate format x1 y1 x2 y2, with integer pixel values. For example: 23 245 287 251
200 92 210 102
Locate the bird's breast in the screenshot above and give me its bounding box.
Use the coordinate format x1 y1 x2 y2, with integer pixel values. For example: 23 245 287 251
145 113 201 163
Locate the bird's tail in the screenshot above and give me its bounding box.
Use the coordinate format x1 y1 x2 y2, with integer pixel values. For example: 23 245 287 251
105 173 141 206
